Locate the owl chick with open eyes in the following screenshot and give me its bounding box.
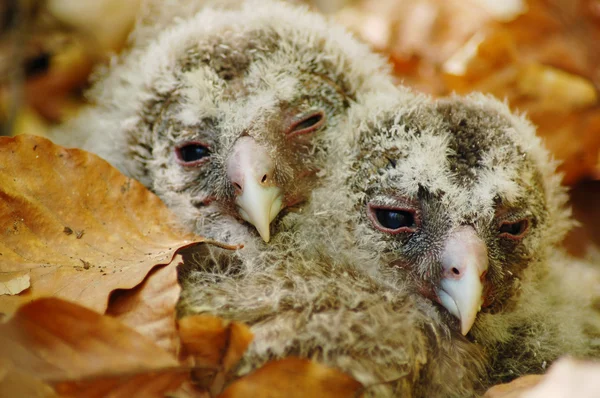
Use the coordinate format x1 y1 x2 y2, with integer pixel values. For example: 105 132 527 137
51 0 395 245
180 92 600 397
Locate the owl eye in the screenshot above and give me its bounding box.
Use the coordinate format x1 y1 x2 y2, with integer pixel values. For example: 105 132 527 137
498 219 529 239
368 204 417 234
176 142 211 166
286 110 326 138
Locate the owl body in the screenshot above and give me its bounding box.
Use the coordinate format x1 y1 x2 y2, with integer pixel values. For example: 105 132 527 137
181 92 599 397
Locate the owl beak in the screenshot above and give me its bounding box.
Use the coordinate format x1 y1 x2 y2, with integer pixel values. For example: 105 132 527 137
435 226 489 335
226 136 284 242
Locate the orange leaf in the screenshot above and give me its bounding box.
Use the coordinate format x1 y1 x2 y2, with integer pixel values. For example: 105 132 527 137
0 359 58 398
107 262 181 356
0 298 180 380
218 358 364 398
484 374 544 398
0 135 205 315
178 315 253 395
0 297 208 397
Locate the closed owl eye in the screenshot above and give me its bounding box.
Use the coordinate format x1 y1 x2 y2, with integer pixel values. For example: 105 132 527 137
176 141 211 166
286 110 326 138
368 203 418 234
498 219 529 240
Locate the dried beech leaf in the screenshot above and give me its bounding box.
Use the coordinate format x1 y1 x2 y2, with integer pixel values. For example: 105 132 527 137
0 135 205 315
166 380 211 398
178 315 253 396
107 262 181 356
522 358 600 398
48 0 142 52
483 374 544 398
0 271 30 295
0 298 180 380
0 359 58 398
218 358 364 398
53 370 190 398
0 297 211 397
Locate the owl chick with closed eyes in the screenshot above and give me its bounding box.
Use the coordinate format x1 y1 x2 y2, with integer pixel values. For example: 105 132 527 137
180 92 600 397
51 0 396 245
343 92 600 383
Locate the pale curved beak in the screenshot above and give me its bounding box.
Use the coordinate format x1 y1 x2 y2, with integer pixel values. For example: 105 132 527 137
226 136 283 242
436 226 489 335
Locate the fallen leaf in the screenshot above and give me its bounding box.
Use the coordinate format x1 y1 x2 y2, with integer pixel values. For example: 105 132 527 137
562 180 600 258
0 271 30 295
178 315 254 396
218 358 364 398
484 375 544 398
166 380 211 398
0 297 180 379
53 370 190 398
107 261 181 356
522 358 600 398
0 359 58 398
0 297 205 397
0 135 205 315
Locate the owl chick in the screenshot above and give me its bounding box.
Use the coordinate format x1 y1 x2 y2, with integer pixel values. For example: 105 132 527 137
179 91 600 397
51 0 395 245
342 92 600 384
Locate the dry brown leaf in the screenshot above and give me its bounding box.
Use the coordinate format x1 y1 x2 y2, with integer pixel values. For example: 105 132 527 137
48 0 141 53
178 315 254 396
107 262 181 356
522 358 600 398
218 358 364 398
485 358 600 398
53 370 190 398
0 297 180 380
0 359 58 398
0 297 207 398
0 135 206 316
484 375 544 398
166 380 211 398
0 271 30 295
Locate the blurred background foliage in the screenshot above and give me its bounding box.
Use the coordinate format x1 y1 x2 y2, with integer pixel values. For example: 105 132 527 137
1 0 599 256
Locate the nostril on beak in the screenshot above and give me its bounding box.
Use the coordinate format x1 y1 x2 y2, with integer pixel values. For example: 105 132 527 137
233 182 243 193
444 264 465 280
261 174 268 183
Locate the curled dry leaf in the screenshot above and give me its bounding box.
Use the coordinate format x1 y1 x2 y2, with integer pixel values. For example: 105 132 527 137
178 315 254 396
0 271 30 295
47 0 142 53
484 358 600 398
107 262 182 356
522 358 600 398
0 297 180 380
484 375 544 398
0 359 58 398
0 297 197 398
0 135 205 316
218 357 364 398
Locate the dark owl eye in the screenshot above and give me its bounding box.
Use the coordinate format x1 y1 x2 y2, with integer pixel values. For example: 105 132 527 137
368 204 417 234
499 219 529 239
176 142 211 166
286 110 326 138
